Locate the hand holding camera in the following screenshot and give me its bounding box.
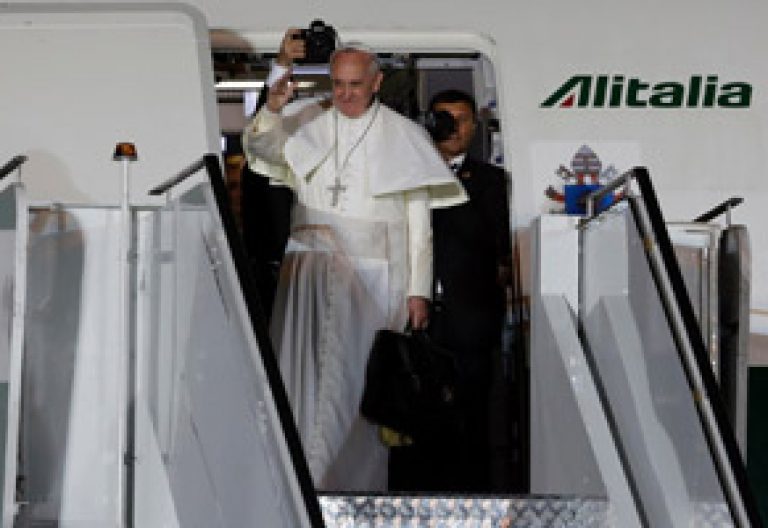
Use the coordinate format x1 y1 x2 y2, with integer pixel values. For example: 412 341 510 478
267 22 338 113
284 20 337 65
277 28 306 66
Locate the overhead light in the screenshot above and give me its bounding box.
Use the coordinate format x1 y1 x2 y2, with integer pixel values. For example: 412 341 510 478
292 64 330 75
216 80 265 90
215 80 317 90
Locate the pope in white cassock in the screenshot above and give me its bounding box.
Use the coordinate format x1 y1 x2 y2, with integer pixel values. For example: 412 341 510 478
242 30 466 491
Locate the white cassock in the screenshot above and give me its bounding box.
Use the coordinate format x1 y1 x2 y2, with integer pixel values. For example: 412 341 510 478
243 98 465 491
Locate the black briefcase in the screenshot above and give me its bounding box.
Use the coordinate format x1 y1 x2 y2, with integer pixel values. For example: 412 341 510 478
360 329 462 441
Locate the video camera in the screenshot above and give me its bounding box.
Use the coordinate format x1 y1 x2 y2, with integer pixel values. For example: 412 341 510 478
423 110 457 142
293 19 337 64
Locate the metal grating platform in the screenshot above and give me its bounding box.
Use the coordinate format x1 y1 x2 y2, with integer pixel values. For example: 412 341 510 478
319 495 610 527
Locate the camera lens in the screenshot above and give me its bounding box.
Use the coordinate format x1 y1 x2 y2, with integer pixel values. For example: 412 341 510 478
424 110 457 142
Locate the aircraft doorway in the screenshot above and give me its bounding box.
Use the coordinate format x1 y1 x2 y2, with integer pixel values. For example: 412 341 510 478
209 40 527 497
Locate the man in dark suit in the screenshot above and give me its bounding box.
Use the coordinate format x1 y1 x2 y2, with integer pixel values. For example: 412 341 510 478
388 89 512 492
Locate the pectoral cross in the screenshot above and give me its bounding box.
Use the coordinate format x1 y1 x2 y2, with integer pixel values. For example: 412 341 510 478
328 177 347 207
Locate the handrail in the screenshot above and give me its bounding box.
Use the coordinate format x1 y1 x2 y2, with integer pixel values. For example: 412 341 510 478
0 155 27 181
148 155 217 196
585 170 744 225
584 168 636 218
693 196 744 224
155 150 328 526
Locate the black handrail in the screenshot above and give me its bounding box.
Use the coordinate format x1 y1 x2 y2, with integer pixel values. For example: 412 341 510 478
148 156 210 196
583 169 634 217
693 196 744 223
159 152 326 526
0 155 27 181
629 169 761 526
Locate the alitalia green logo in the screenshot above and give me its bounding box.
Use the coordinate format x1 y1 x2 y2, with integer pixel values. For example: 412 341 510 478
542 75 752 108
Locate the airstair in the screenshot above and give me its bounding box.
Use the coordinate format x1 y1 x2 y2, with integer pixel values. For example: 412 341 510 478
1 157 761 526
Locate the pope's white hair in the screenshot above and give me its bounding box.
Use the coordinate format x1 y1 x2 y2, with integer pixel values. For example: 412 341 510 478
330 41 381 74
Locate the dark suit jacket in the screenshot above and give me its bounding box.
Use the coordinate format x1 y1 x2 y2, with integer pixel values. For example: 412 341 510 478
431 155 511 360
390 156 513 494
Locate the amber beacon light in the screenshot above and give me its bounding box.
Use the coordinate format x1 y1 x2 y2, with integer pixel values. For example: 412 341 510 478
113 142 138 161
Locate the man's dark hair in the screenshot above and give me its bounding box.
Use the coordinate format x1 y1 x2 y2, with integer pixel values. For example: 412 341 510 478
428 89 477 118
